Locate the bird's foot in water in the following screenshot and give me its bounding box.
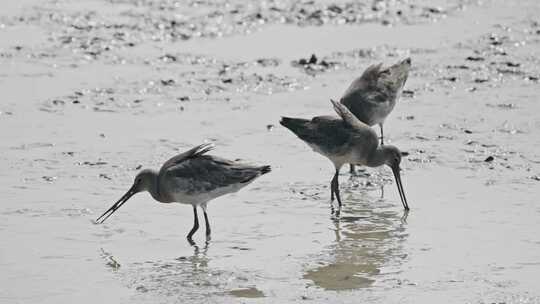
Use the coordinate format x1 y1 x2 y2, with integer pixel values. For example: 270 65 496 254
349 164 357 175
330 203 341 218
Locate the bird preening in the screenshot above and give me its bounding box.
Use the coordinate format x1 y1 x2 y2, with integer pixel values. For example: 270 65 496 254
95 143 271 245
95 58 412 244
340 58 411 174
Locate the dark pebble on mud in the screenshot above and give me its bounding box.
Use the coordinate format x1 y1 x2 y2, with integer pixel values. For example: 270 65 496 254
160 79 175 86
177 96 190 101
136 286 148 293
99 173 112 180
487 103 515 109
484 156 494 162
426 7 444 14
402 90 415 98
448 64 469 69
496 68 524 75
464 129 473 134
266 124 274 131
474 78 488 83
81 161 108 166
505 61 520 67
466 56 485 61
135 164 142 170
159 54 177 62
42 176 57 182
256 58 280 67
443 76 457 82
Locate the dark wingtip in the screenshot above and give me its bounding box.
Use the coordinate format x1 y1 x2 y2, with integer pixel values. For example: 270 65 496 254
260 165 271 174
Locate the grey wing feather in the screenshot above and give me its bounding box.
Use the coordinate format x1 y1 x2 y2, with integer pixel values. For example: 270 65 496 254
330 99 370 129
168 155 265 193
341 63 382 97
160 143 215 172
308 116 353 155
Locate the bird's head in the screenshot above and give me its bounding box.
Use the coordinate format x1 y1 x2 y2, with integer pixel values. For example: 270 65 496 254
377 57 411 93
95 169 158 224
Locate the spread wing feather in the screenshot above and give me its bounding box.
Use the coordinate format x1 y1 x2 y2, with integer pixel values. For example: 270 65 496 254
160 143 214 172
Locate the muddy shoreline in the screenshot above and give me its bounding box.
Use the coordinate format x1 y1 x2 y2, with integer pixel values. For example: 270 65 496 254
1 0 540 303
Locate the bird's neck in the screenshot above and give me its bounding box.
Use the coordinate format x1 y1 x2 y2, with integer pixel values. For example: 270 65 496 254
366 146 388 168
145 172 162 202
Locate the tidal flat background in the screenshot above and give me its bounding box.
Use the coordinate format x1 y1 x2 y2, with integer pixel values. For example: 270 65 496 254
1 0 540 303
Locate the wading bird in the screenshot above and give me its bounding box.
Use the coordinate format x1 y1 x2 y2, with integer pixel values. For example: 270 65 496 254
340 58 411 173
95 143 271 244
280 100 409 215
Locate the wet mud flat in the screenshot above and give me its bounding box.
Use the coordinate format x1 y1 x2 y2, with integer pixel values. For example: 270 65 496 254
1 0 540 303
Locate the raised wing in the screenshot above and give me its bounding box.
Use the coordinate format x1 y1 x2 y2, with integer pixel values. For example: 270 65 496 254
342 62 382 98
330 99 370 129
160 143 214 172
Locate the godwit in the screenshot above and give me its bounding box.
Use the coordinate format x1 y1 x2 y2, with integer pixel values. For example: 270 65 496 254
280 100 409 214
341 58 411 173
95 143 271 244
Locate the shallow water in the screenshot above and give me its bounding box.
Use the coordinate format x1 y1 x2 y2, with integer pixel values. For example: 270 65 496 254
1 0 540 303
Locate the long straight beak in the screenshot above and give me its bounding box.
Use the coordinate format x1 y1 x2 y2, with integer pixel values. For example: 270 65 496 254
391 165 409 211
95 183 137 224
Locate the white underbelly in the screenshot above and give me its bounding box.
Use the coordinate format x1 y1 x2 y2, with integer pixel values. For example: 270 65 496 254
169 182 249 206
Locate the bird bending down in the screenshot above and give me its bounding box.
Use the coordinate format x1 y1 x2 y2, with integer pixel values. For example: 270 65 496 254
340 57 411 174
95 143 271 245
280 100 409 215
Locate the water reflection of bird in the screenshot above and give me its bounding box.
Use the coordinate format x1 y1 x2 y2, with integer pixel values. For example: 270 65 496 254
340 58 411 174
95 143 271 245
303 206 409 291
280 100 409 215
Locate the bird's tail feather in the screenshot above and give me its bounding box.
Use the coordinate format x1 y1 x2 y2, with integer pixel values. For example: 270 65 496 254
241 165 271 183
260 165 271 175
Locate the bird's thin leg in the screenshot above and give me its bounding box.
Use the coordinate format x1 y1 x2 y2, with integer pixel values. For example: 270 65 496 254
330 175 335 214
202 204 211 241
330 176 335 202
349 164 356 175
332 170 342 216
379 123 384 145
187 206 199 245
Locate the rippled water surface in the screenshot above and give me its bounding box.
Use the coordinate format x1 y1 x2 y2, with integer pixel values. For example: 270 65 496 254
1 0 540 303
